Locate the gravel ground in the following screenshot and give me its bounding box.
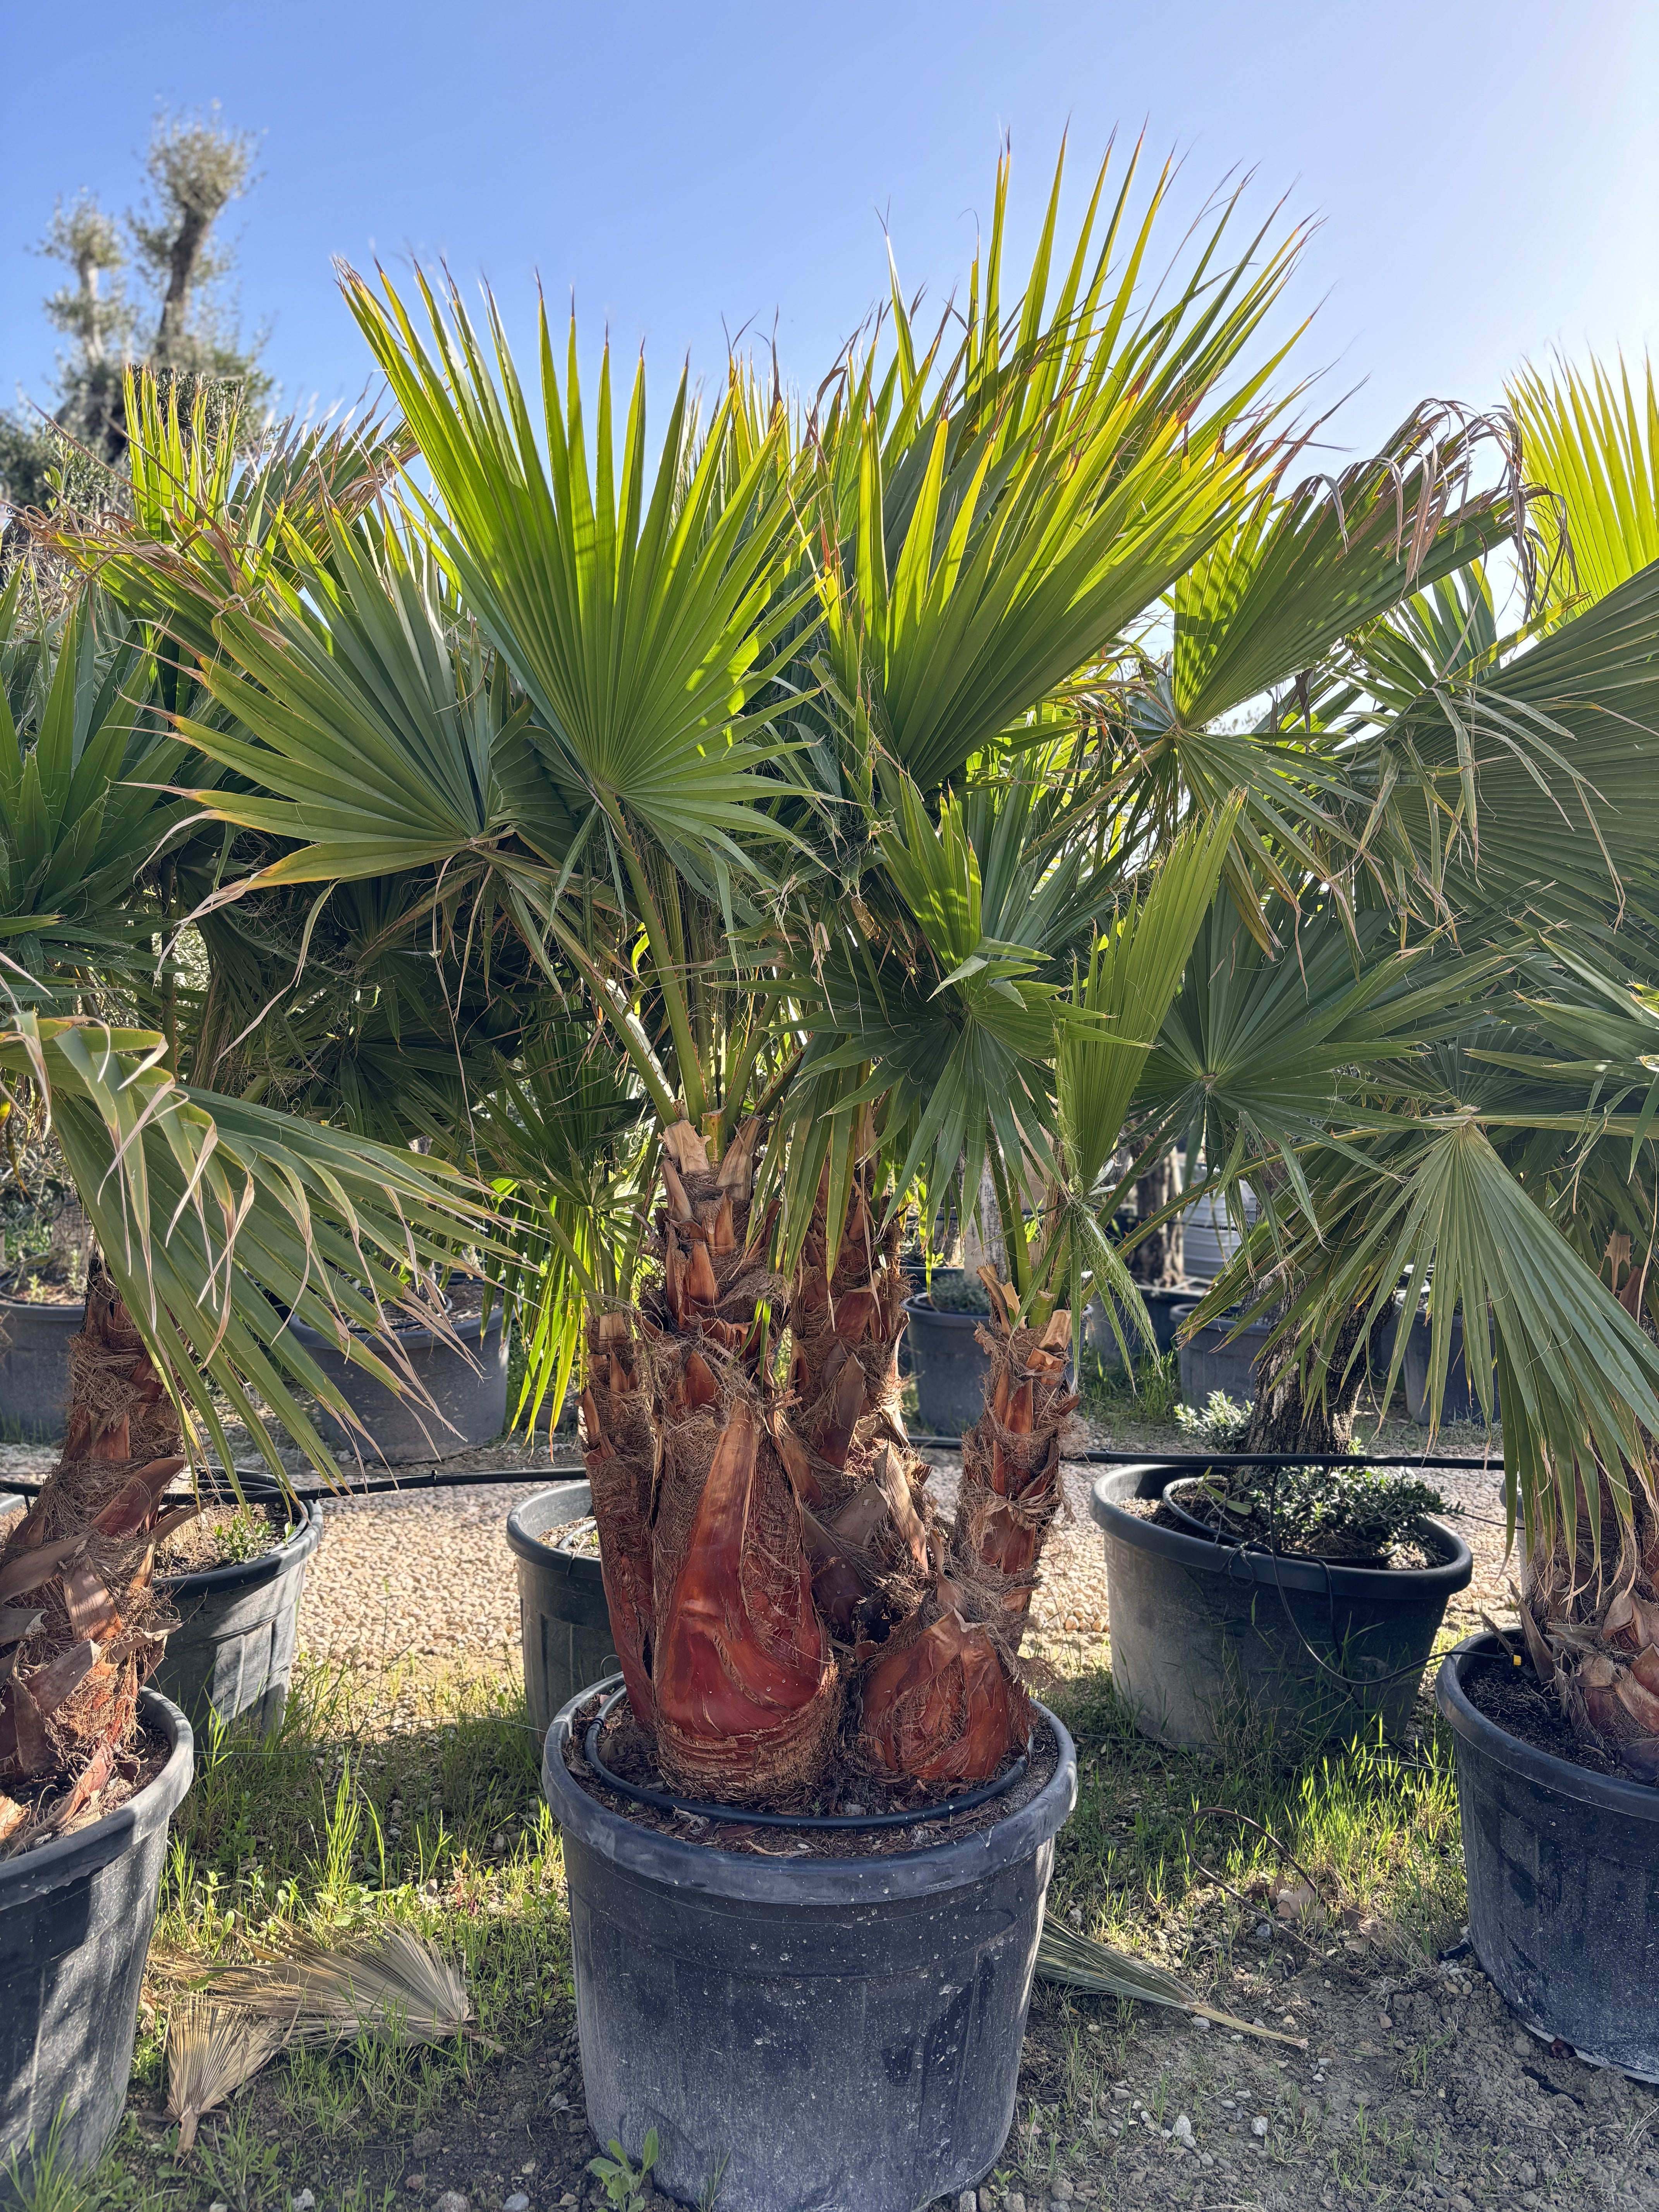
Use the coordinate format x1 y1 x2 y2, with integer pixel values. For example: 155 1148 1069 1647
0 1398 1515 1681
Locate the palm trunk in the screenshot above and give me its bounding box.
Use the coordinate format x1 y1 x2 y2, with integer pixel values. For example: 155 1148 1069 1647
0 1256 188 1844
949 1299 1077 1644
1130 1148 1184 1288
1243 1301 1370 1455
636 1119 839 1805
1524 1476 1659 1781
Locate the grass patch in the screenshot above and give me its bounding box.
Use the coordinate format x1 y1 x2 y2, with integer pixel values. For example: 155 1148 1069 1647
1045 1663 1467 1990
1078 1345 1182 1429
59 1655 576 2212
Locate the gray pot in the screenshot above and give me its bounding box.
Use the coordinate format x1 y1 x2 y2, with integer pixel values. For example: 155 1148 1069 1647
0 1298 84 1441
0 1690 193 2183
1084 1282 1195 1372
505 1480 613 1743
1174 1302 1274 1407
152 1487 325 1740
902 1293 991 1435
1091 1465 1471 1753
287 1306 508 1465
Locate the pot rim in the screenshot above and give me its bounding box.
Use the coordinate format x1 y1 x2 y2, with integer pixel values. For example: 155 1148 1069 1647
899 1292 991 1328
0 1686 193 1910
0 1295 86 1317
1437 1629 1659 1822
1090 1463 1474 1597
505 1479 596 1562
543 1674 1077 1905
156 1491 325 1598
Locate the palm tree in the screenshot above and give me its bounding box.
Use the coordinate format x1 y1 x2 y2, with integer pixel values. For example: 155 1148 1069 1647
70 147 1659 1812
0 481 500 1846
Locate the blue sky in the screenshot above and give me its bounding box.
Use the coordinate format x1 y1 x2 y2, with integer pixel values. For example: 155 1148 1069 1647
4 0 1655 464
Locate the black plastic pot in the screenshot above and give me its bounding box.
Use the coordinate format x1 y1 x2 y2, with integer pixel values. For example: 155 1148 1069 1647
1437 1632 1659 2079
1173 1303 1275 1408
0 1688 193 2185
544 1677 1077 2212
505 1480 613 1744
1402 1308 1496 1427
0 1298 84 1441
1090 1464 1472 1752
1084 1282 1194 1372
903 1290 991 1434
288 1306 508 1465
152 1488 325 1739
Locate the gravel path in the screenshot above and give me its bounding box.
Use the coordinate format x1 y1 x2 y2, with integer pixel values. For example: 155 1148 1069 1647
273 1408 1513 1686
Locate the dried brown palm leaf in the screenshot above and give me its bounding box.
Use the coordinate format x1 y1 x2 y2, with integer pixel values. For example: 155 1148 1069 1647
205 1927 475 2049
167 1997 283 2151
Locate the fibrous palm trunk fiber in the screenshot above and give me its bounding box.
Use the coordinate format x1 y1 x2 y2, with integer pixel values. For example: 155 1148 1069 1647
1525 1475 1659 1781
578 1309 657 1729
950 1306 1077 1643
783 1169 1032 1789
640 1119 838 1805
0 1257 189 1847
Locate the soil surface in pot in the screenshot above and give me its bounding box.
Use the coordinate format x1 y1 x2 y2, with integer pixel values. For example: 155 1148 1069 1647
1460 1647 1645 1784
536 1514 600 1558
1116 1492 1444 1571
156 1497 292 1574
0 1254 84 1304
560 1686 1060 1859
0 1707 172 1861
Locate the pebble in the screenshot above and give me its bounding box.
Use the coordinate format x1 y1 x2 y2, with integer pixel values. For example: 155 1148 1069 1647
504 2196 531 2211
1171 2114 1195 2147
434 2194 471 2212
292 2198 316 2212
1251 2116 1269 2138
957 2194 977 2212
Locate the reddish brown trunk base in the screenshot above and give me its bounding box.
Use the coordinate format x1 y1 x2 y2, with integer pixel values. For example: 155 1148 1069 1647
951 1304 1077 1643
0 1257 188 1851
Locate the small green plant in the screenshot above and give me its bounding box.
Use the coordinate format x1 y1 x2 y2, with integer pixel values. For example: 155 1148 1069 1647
212 1503 283 1565
589 2127 660 2211
1175 1389 1252 1448
1082 1345 1181 1424
926 1275 991 1315
1176 1460 1455 1560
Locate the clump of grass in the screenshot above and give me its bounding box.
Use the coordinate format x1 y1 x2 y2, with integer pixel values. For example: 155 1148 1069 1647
1081 1345 1182 1427
148 1653 572 2158
1047 1664 1467 1995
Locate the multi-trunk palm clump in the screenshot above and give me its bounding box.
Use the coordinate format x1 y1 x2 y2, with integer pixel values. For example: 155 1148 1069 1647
582 1129 1036 1807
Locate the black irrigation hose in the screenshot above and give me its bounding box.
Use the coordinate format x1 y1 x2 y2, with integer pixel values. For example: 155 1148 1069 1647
0 1442 1503 1504
582 1684 1030 1832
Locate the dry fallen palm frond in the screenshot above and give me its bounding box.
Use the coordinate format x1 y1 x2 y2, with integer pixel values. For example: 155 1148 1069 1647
167 1997 284 2150
1035 1918 1309 2049
203 1926 474 2048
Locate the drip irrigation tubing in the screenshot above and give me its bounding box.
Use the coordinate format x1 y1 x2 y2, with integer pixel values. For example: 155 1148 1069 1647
0 1440 1505 1503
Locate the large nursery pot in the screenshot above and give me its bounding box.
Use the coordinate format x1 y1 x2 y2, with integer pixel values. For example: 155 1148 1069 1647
1091 1464 1472 1752
1172 1302 1275 1408
505 1479 613 1742
0 1688 193 2186
151 1479 325 1740
1437 1632 1659 2079
544 1677 1077 2212
289 1304 508 1465
902 1285 990 1434
0 1298 85 1441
